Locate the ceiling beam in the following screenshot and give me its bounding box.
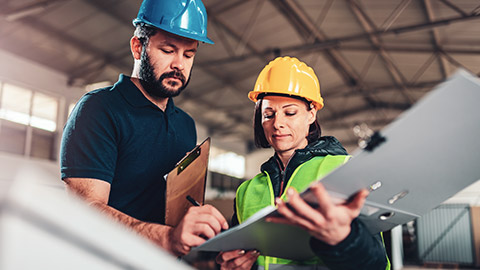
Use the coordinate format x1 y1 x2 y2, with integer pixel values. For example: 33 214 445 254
208 0 254 15
0 0 65 21
323 117 397 130
438 0 468 16
1 1 134 85
67 0 139 83
197 12 480 66
320 102 410 123
82 0 134 26
270 0 364 87
324 78 442 99
422 0 450 78
233 0 267 56
270 0 380 119
208 12 265 60
347 0 413 105
335 45 480 55
379 0 412 31
438 48 478 75
176 2 276 101
8 16 130 79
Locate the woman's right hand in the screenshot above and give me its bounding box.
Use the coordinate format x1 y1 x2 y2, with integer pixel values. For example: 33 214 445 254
216 249 260 270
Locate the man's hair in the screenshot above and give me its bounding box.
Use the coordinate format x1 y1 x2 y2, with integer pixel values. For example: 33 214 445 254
134 24 158 47
253 96 322 148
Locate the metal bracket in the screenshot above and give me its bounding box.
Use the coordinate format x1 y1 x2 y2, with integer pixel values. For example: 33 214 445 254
353 123 387 152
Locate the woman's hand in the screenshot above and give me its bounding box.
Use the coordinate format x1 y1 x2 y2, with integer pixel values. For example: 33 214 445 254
216 249 260 270
266 182 368 245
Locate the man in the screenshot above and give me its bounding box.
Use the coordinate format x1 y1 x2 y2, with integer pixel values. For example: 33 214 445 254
60 0 228 257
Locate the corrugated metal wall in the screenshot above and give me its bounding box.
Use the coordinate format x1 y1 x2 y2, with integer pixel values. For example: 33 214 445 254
416 204 474 265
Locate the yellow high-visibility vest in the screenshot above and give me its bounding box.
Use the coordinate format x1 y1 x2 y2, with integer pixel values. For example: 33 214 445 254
236 155 350 269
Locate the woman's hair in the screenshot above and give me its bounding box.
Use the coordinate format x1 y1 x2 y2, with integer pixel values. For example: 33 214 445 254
253 94 322 148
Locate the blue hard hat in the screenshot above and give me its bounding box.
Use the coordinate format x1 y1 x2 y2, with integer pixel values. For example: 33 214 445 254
133 0 214 44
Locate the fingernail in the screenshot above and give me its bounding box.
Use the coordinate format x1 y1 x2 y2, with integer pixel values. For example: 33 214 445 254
287 188 294 196
252 250 260 255
223 221 229 228
238 250 245 255
275 198 282 205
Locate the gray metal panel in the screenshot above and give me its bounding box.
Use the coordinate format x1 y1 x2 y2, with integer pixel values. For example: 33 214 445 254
417 204 474 264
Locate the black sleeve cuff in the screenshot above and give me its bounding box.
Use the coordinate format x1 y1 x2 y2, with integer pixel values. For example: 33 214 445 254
309 219 388 270
309 218 362 256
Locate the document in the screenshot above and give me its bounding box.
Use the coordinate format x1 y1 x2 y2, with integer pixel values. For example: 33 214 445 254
165 137 210 226
185 69 480 261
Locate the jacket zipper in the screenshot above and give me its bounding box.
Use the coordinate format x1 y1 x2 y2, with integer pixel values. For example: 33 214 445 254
277 154 294 197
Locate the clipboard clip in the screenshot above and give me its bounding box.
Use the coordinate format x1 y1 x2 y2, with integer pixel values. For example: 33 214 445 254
353 123 386 152
176 147 201 175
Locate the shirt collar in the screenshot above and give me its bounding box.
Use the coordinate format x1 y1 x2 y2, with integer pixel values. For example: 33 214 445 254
116 74 177 114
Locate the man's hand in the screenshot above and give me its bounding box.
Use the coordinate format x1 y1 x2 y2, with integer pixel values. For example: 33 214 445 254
216 249 259 270
64 177 228 256
169 204 229 256
266 182 368 245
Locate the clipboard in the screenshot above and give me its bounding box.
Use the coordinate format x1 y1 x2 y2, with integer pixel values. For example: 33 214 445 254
165 137 211 226
184 69 480 261
301 69 480 234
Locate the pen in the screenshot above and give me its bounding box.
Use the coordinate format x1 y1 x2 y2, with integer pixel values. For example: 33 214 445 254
186 195 201 206
187 195 228 233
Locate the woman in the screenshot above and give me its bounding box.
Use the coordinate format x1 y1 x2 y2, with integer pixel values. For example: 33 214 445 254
216 57 390 270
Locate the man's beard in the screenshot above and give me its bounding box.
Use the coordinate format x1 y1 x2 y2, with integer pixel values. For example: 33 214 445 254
138 50 191 99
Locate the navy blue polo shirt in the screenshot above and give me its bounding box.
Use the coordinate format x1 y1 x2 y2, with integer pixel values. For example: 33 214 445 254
60 74 197 224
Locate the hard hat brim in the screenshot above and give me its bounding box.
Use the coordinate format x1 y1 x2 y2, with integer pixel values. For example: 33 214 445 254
248 90 324 110
132 19 214 44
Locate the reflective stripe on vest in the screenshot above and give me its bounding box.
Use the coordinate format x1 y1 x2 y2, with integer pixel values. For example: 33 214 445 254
236 155 350 269
258 264 330 270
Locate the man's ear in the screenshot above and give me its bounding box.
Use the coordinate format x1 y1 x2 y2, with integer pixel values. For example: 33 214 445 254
130 36 143 60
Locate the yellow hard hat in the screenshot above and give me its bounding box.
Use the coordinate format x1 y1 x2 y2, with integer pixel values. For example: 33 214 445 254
248 56 324 110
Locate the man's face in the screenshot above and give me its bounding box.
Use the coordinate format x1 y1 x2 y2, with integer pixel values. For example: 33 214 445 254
139 30 198 98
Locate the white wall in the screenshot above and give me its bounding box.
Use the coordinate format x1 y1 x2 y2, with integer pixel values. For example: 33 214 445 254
444 179 480 206
244 148 273 179
0 49 85 106
0 49 86 160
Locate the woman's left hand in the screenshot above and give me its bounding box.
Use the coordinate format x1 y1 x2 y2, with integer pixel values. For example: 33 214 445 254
266 182 369 246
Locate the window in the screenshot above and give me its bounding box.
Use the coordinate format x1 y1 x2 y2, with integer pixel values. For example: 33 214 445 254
209 147 245 178
31 92 58 132
85 81 111 92
68 102 76 116
0 81 59 160
0 83 58 131
0 83 32 126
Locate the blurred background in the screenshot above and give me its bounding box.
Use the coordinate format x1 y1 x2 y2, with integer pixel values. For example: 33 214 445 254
1 0 480 269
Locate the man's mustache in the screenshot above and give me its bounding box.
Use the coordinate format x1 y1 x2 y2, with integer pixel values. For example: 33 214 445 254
162 71 186 85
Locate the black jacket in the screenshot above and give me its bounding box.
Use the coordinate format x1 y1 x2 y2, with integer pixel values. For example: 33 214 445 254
232 136 389 270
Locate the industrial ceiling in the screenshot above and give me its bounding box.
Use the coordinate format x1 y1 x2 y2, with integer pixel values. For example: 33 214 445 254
1 0 480 153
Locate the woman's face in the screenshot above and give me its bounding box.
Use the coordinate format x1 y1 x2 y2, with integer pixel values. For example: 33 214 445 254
261 95 317 156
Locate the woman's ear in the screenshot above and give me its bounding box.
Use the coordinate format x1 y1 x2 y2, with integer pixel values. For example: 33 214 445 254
130 36 143 60
307 107 317 125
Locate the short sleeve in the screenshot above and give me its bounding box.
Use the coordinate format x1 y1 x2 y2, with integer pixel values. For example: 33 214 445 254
60 93 118 183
